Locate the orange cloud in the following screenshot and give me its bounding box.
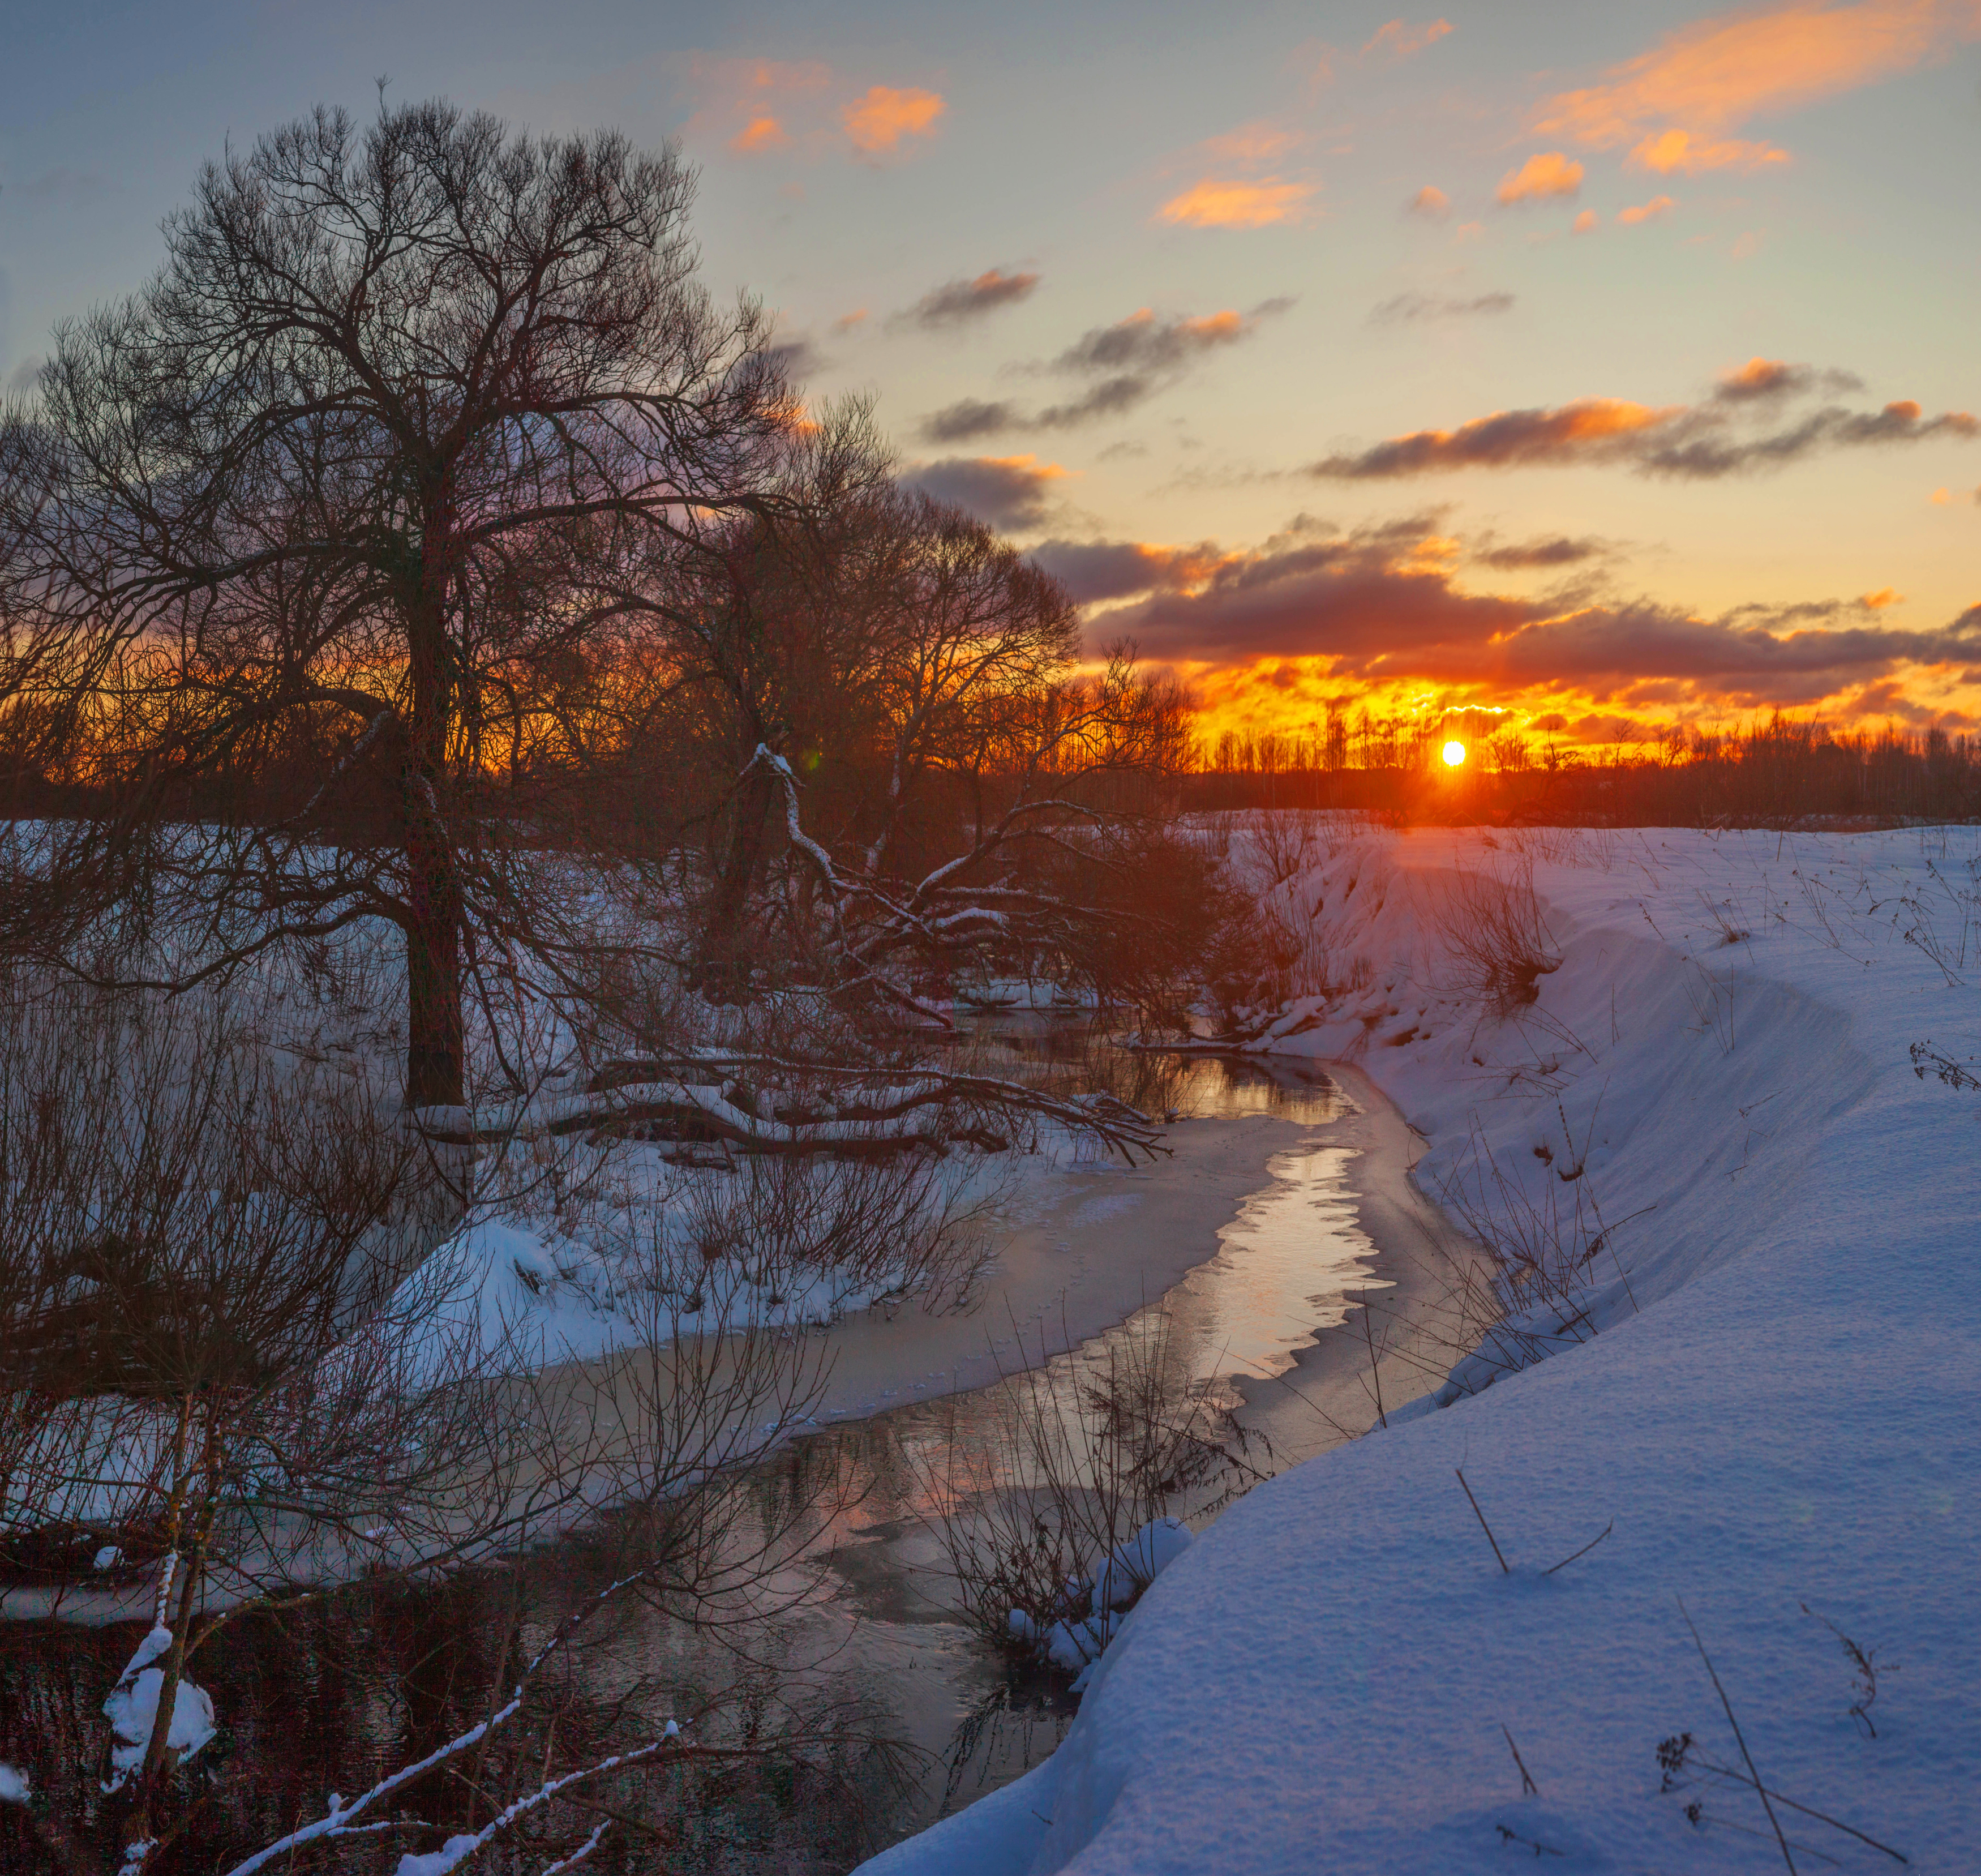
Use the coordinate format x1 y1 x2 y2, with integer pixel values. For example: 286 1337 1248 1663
1080 516 1981 730
1362 18 1455 62
1863 587 1905 607
730 114 788 154
1617 194 1676 225
1628 128 1789 173
686 57 831 155
1197 122 1306 164
1496 152 1584 203
1319 399 1674 476
1722 357 1797 396
843 85 946 155
1536 0 1981 172
1572 208 1600 234
1408 184 1451 217
1157 178 1318 228
1310 372 1978 479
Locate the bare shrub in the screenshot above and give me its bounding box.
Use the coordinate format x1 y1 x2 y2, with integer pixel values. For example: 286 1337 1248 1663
1431 860 1562 1023
1427 1102 1645 1400
1248 809 1321 889
668 1146 993 1314
917 1314 1267 1670
0 975 885 1873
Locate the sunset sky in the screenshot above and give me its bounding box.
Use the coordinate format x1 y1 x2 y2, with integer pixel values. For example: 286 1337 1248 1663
4 0 1979 747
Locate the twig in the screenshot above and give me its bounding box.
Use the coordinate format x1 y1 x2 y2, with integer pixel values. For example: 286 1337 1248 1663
1680 1749 1909 1864
1679 1598 1796 1874
1500 1723 1539 1796
1543 1519 1613 1575
1455 1468 1510 1574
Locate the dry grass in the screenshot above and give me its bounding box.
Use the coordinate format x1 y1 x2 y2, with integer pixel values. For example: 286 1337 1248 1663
1431 859 1563 1025
916 1311 1268 1659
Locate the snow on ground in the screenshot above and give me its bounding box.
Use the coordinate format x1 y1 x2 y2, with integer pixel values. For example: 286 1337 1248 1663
859 824 1981 1875
407 1118 1160 1374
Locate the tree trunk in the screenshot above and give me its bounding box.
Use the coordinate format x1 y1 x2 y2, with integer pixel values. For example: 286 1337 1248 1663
700 738 776 1000
402 552 465 1110
404 819 466 1108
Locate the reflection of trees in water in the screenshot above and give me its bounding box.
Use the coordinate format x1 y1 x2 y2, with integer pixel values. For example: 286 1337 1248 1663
936 1669 1074 1821
0 1543 908 1874
1 1048 1348 1871
965 1021 1345 1129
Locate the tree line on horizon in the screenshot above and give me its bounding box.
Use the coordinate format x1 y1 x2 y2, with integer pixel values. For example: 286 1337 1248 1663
1192 713 1981 826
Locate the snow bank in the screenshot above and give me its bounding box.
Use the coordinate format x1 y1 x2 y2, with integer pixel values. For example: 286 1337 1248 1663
860 825 1981 1874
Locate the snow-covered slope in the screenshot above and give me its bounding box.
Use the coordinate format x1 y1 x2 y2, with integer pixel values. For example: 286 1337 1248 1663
859 824 1981 1875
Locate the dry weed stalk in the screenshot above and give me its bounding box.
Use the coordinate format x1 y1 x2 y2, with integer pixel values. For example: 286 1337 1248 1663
1433 860 1562 1025
917 1312 1268 1660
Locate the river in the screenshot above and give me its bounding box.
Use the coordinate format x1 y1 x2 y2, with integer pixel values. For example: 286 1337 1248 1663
0 1043 1475 1873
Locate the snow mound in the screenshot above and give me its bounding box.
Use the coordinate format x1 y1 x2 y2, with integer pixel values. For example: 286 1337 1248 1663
102 1626 216 1784
1089 1517 1192 1616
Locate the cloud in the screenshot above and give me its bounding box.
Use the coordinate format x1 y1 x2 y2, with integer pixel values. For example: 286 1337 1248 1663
898 268 1040 330
1497 152 1585 204
1362 18 1455 62
1572 209 1600 234
1035 377 1158 427
1408 185 1451 218
1089 514 1981 703
1053 307 1271 375
1309 366 1979 480
1030 538 1232 603
1156 178 1318 228
1713 356 1863 401
1472 533 1613 569
1616 194 1676 225
1627 129 1789 174
919 301 1289 439
762 337 825 381
831 308 869 333
842 85 946 155
1371 290 1515 324
691 61 947 162
904 455 1069 530
688 57 832 155
1197 123 1307 164
730 114 789 154
920 398 1024 444
1314 399 1677 476
1533 0 1981 174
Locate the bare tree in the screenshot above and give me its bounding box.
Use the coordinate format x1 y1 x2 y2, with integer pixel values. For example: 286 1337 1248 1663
0 98 791 1108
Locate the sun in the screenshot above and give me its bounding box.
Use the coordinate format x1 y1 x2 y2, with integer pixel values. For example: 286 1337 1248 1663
1442 739 1467 767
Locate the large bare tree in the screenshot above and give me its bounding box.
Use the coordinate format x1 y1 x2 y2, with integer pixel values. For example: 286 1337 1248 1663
0 98 790 1106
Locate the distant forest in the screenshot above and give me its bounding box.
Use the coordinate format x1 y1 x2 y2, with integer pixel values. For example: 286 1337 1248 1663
1188 714 1981 826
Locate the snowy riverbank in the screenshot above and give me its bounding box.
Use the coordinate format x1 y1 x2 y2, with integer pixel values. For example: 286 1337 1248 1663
859 824 1981 1875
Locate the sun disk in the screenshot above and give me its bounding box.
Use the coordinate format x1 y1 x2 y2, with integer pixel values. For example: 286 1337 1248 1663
1442 740 1467 766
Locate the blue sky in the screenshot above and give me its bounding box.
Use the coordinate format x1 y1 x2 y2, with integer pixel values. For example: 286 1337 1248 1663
5 0 1980 739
